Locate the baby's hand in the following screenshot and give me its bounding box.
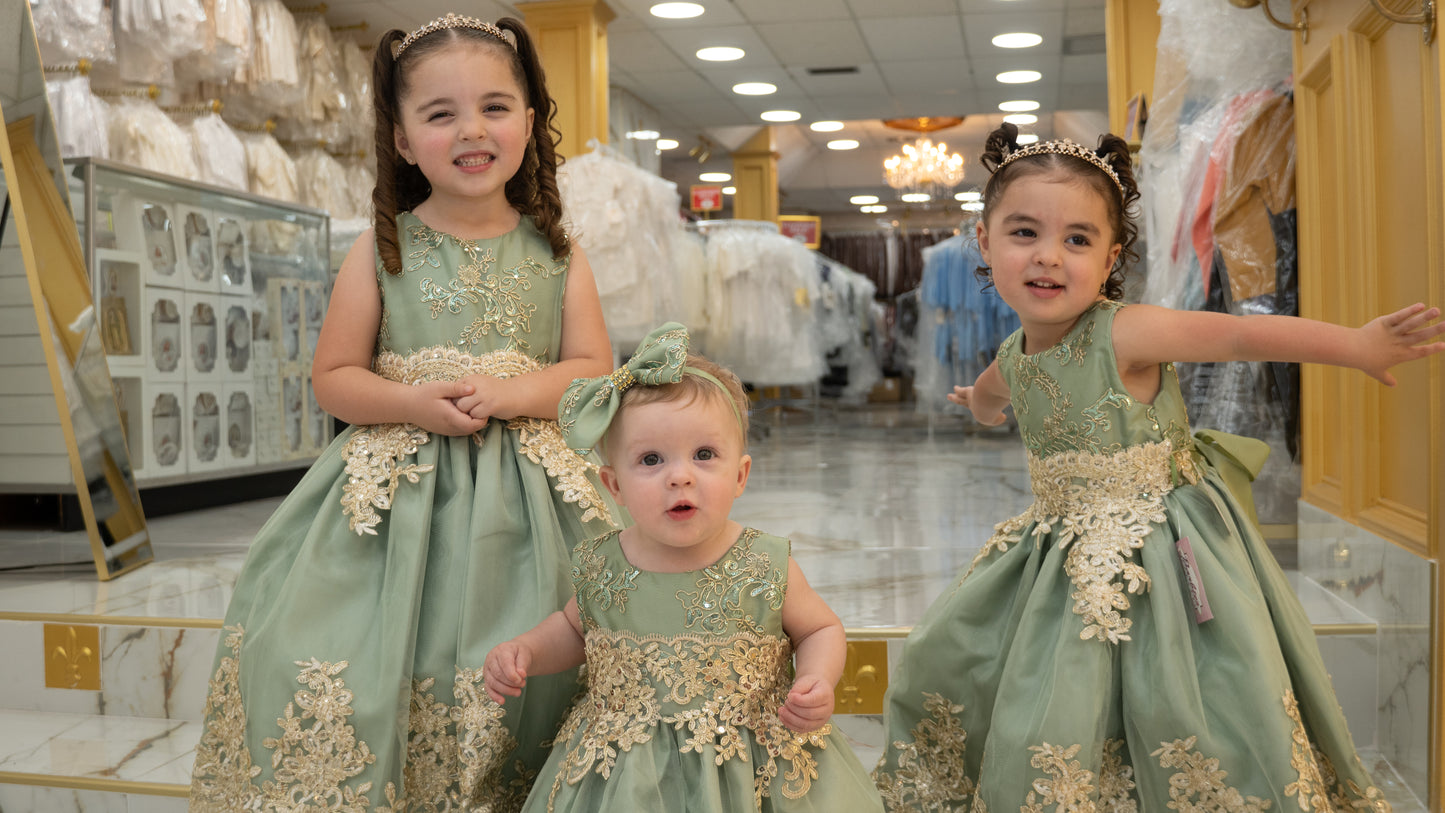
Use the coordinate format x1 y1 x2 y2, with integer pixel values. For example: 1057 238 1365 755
483 641 531 705
1357 303 1445 386
779 674 834 733
948 385 1008 426
414 381 490 436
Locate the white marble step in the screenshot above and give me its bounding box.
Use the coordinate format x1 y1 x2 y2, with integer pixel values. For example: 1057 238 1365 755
0 709 197 804
0 620 218 720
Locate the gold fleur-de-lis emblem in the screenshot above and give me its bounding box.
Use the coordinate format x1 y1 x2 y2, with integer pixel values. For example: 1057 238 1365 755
45 624 100 690
833 640 888 715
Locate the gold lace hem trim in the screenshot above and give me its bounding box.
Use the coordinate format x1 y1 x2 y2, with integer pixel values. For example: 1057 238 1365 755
339 347 613 534
189 625 533 813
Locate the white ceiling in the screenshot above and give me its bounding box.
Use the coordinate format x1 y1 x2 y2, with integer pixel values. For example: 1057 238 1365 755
321 0 1111 215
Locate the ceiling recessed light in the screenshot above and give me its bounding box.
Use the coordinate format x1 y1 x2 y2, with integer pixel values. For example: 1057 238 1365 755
655 138 680 150
722 186 736 195
625 130 660 140
861 205 888 213
1017 133 1040 145
955 191 981 202
992 32 1043 48
901 193 931 203
1003 113 1037 125
961 201 984 211
999 99 1040 112
650 2 703 19
699 172 731 182
827 139 860 150
760 110 801 122
997 70 1042 84
849 195 879 205
810 120 844 132
732 82 777 96
696 46 744 61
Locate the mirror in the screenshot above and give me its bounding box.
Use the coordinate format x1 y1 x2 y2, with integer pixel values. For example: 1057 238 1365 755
0 0 152 579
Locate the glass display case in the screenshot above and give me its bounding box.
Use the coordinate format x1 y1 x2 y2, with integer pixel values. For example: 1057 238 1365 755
65 158 333 485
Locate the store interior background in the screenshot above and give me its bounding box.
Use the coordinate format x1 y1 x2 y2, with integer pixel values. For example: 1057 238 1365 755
1 0 1441 810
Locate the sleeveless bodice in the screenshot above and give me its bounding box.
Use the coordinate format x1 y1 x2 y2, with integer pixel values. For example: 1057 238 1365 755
375 211 569 367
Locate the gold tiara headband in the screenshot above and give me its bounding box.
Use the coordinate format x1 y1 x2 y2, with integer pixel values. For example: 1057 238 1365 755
395 13 512 58
997 138 1124 198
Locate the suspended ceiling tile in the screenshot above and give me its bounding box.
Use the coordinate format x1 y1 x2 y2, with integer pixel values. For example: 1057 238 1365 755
860 15 968 62
753 19 871 66
875 59 977 95
731 0 855 24
621 69 726 102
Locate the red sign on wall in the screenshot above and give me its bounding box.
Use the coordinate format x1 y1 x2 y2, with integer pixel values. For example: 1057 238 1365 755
690 185 723 212
777 215 821 249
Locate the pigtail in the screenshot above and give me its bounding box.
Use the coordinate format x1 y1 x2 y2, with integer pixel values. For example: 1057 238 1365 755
497 17 570 261
1094 134 1141 299
979 122 1020 173
371 30 405 275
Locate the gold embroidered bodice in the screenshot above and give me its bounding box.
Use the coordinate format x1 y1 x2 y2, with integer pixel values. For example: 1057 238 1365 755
986 300 1205 644
550 528 831 806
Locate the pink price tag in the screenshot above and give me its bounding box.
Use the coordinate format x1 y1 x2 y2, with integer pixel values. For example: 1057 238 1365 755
1175 536 1214 623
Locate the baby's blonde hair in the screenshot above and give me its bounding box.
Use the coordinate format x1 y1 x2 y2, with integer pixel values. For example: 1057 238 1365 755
601 354 750 457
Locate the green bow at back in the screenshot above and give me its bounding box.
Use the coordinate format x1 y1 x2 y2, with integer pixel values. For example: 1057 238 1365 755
558 322 692 451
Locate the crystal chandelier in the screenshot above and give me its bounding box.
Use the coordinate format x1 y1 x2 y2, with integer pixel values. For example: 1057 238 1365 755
884 137 965 200
880 117 966 202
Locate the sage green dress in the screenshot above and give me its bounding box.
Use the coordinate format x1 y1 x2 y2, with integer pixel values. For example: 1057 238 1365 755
529 528 884 813
190 213 618 812
874 300 1391 812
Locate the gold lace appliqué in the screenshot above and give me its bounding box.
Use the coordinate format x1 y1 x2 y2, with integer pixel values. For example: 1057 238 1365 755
342 423 436 535
548 629 827 810
338 347 614 534
572 534 639 613
1028 441 1185 644
676 527 786 636
874 692 976 812
1150 737 1273 812
190 626 534 813
1283 691 1393 812
405 222 562 351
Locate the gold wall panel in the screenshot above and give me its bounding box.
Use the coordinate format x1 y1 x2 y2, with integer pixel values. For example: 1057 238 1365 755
43 623 100 691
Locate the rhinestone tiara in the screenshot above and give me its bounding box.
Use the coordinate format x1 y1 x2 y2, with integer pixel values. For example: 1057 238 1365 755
997 138 1124 197
395 13 511 58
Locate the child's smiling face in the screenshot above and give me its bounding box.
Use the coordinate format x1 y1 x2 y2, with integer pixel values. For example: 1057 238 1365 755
978 171 1123 351
393 40 533 208
599 393 751 571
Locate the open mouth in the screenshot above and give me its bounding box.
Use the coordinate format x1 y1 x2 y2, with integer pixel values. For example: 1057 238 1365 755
1028 280 1062 289
667 502 697 519
455 153 494 168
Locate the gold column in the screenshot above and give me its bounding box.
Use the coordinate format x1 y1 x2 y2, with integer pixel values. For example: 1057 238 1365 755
1105 0 1161 137
731 127 779 223
515 0 615 159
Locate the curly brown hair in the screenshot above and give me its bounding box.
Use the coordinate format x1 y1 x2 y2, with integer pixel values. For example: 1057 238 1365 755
974 122 1141 301
370 17 569 273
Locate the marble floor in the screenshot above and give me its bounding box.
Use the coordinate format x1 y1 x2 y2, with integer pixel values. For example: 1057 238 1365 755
0 402 1429 811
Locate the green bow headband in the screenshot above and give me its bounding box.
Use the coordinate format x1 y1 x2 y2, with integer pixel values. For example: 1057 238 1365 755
558 322 742 451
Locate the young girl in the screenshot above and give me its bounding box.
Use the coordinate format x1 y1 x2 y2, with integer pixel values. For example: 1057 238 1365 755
484 323 884 812
189 15 618 811
873 123 1444 811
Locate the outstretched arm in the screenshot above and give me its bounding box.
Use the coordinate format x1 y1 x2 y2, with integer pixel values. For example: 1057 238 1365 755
1114 302 1445 386
454 244 613 421
779 558 845 733
947 358 1011 425
483 597 586 705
